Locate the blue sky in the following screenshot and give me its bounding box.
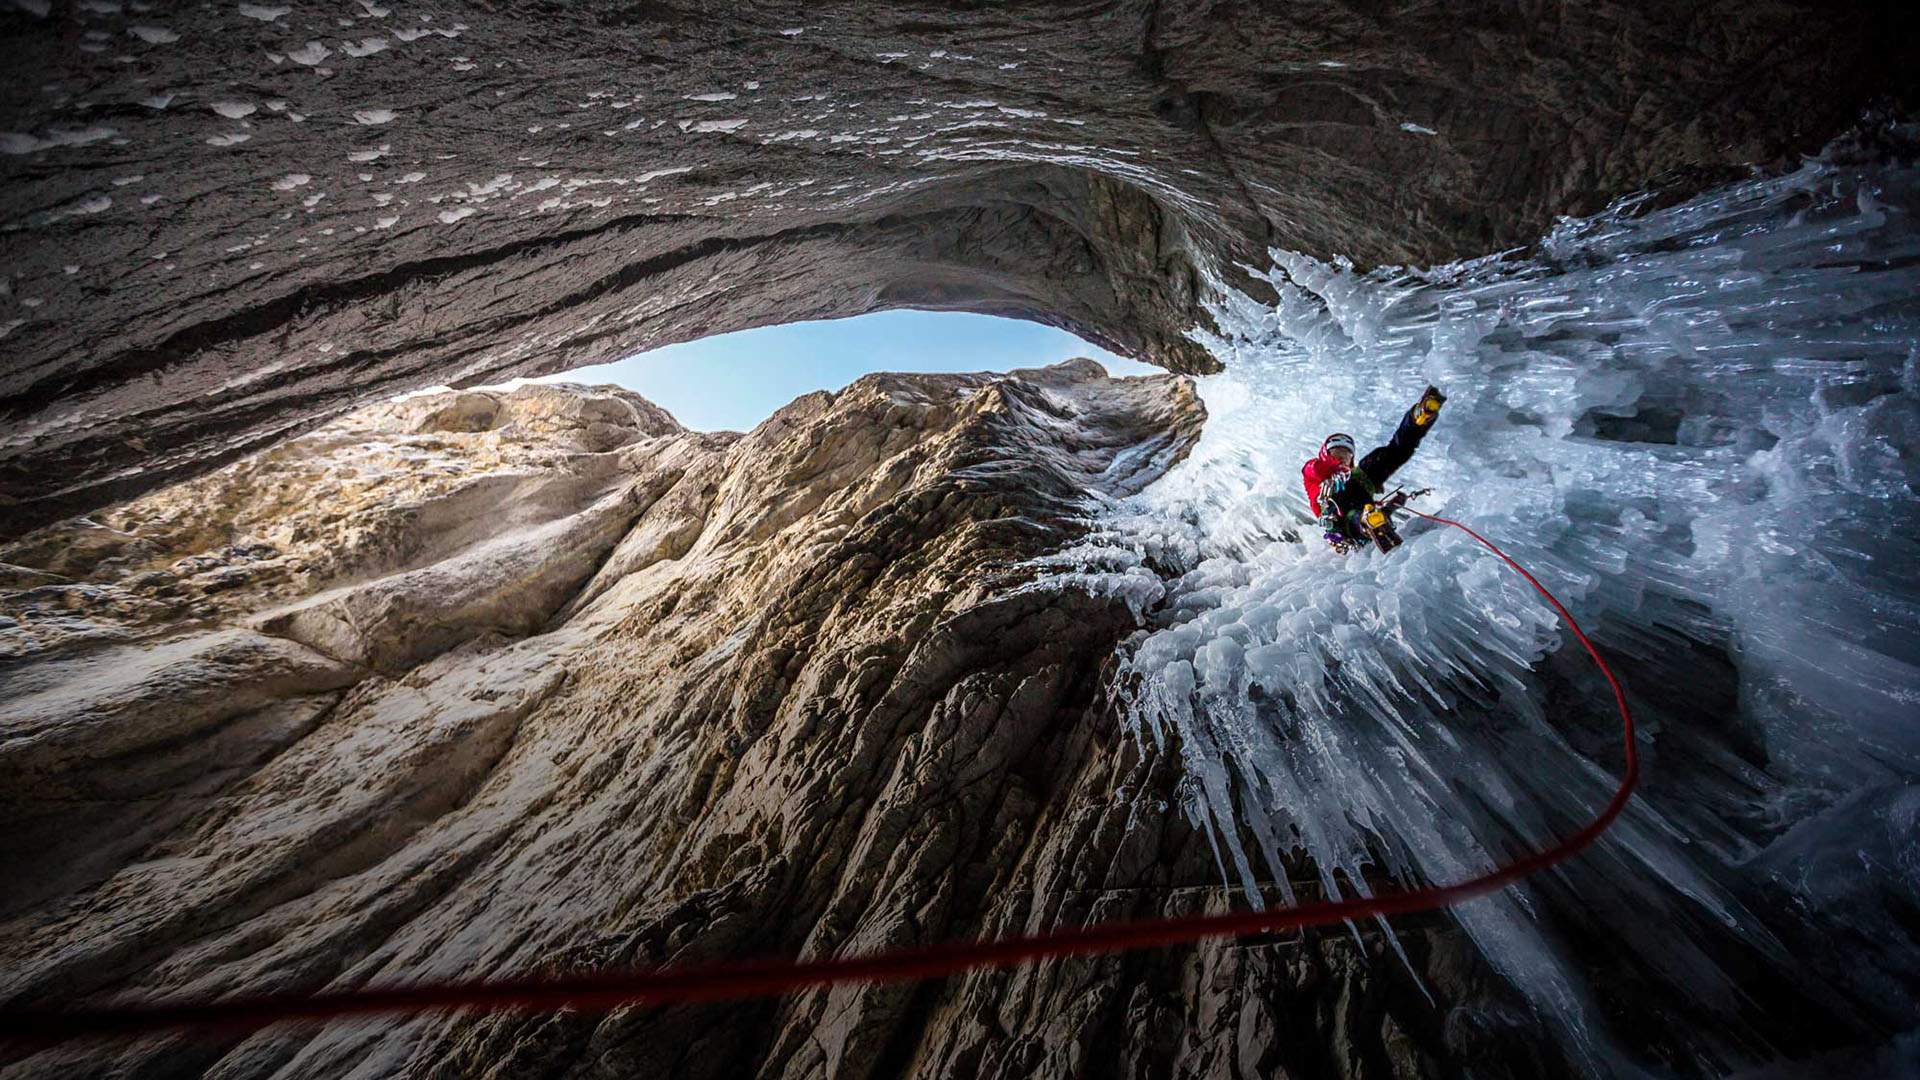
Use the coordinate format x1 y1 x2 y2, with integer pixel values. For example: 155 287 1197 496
537 310 1160 431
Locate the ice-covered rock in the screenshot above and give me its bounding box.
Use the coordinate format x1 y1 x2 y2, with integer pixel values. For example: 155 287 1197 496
1059 142 1920 1073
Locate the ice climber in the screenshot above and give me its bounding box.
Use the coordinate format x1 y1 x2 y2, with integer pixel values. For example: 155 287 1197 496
1303 386 1447 552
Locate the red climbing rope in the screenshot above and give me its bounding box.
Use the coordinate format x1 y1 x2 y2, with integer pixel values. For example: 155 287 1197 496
0 510 1637 1048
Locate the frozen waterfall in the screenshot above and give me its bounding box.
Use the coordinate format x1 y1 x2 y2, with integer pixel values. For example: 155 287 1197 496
1058 134 1920 1073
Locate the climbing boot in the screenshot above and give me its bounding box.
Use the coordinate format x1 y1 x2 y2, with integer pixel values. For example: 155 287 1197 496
1412 385 1446 427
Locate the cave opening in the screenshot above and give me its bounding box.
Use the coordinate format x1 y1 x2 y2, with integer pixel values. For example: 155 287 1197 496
477 310 1160 432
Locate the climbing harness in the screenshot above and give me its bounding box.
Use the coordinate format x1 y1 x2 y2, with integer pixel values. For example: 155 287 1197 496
0 511 1637 1048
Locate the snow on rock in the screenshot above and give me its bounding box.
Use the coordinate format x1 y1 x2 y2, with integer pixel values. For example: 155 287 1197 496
0 126 118 154
287 40 330 65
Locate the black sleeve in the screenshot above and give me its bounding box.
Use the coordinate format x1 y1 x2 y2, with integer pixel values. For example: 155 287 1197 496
1327 474 1372 521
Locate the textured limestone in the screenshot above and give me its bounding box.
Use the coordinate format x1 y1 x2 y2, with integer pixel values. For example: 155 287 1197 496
0 370 1574 1079
2 1 1913 534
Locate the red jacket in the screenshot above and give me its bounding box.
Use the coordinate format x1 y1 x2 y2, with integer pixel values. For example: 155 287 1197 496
1302 451 1349 517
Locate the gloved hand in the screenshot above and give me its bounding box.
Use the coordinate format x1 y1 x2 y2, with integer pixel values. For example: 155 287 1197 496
1323 529 1363 554
1412 385 1447 427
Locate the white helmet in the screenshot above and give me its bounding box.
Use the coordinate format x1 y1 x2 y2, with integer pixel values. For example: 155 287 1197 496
1321 433 1355 455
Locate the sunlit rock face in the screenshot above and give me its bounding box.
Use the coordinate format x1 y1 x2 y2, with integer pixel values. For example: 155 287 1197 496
4 365 1495 1080
0 366 1700 1079
2 0 1910 533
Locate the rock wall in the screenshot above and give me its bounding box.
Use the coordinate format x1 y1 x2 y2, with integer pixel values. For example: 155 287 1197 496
0 369 1585 1078
3 0 1914 534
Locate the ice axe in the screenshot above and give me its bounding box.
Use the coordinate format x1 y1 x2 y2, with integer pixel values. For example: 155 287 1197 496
1359 487 1432 553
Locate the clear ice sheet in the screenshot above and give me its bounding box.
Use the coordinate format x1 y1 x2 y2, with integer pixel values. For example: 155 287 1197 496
1057 141 1920 1073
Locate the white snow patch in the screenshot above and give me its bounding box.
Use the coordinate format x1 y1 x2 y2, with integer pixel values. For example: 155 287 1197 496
1399 122 1438 135
437 207 474 223
140 93 175 110
464 173 513 197
686 92 736 102
210 100 257 119
128 25 179 44
272 172 311 190
375 215 399 228
0 126 119 154
341 37 388 57
347 144 389 162
779 27 804 35
288 40 331 65
353 108 396 125
206 132 252 147
688 118 748 133
61 195 113 217
237 4 288 20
